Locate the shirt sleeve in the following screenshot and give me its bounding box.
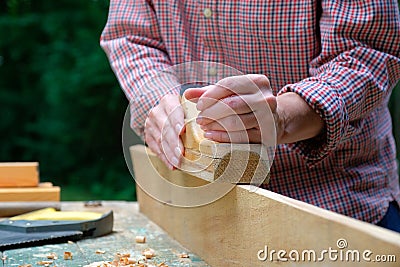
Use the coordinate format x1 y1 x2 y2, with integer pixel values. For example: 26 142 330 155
100 0 180 138
278 0 400 166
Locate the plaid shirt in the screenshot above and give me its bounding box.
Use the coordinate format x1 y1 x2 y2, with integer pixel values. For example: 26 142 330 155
101 0 400 223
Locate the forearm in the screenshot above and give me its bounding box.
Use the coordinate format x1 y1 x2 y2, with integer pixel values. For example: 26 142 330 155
276 92 324 144
100 0 177 137
273 0 400 165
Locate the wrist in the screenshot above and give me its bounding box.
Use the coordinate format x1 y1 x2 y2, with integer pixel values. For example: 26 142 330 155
275 92 324 144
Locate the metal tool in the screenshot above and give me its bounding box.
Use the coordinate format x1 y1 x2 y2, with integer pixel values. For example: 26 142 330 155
0 208 113 250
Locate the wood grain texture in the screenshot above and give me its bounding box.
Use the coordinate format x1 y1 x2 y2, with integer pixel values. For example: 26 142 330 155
181 98 271 184
0 162 39 187
132 144 400 267
0 183 60 202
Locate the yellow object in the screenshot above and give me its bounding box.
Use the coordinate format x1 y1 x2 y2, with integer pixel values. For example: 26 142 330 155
10 208 102 221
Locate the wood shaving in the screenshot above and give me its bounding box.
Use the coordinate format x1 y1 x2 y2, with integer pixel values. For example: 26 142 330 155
83 248 162 267
63 251 73 260
83 260 149 267
135 236 146 243
96 250 106 254
115 252 130 260
178 252 189 258
119 257 133 265
18 265 32 267
37 261 53 265
46 253 58 259
142 248 155 259
83 261 113 267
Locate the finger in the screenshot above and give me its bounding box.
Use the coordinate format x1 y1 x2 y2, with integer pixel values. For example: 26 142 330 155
202 74 269 101
160 112 184 167
196 84 234 110
197 75 271 110
183 87 208 103
146 106 164 133
242 74 271 92
163 95 185 136
144 117 162 152
159 153 174 170
177 137 184 163
203 128 262 143
199 113 259 132
145 96 180 169
145 136 162 157
145 133 174 169
160 122 181 168
198 94 259 120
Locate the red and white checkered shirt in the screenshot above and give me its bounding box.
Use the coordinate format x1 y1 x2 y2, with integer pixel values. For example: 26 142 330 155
101 0 400 223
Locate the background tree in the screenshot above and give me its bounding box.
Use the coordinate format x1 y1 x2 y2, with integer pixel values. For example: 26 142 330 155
0 0 139 200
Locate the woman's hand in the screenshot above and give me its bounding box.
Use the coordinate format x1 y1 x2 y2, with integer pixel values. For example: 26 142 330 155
184 74 324 145
144 94 184 170
184 74 280 145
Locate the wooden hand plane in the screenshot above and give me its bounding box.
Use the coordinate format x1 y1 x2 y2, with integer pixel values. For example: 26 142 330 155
180 96 272 185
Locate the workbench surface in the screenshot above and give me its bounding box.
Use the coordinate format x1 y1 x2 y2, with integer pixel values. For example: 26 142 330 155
0 201 209 267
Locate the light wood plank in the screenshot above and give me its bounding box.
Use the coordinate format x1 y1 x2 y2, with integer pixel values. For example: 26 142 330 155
181 97 271 184
0 183 60 202
0 162 39 187
132 144 400 267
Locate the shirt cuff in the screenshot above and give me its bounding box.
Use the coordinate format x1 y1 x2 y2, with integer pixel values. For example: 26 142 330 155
278 78 348 166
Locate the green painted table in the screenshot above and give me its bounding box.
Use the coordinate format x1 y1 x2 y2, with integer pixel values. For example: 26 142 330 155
0 201 209 267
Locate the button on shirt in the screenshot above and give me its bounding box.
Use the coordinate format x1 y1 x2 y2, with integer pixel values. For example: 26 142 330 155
203 8 212 18
101 1 400 223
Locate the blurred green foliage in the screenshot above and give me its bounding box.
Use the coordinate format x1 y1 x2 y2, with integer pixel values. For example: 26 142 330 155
0 1 399 202
0 0 138 200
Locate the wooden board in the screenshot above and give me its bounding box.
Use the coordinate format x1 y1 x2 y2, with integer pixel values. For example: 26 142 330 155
0 162 39 187
2 201 209 267
0 201 61 217
131 144 400 267
0 183 60 202
181 97 271 184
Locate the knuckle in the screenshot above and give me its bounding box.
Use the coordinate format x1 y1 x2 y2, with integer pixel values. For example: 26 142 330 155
160 117 170 130
148 109 157 120
218 77 235 90
254 75 270 87
222 96 239 110
156 135 162 144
